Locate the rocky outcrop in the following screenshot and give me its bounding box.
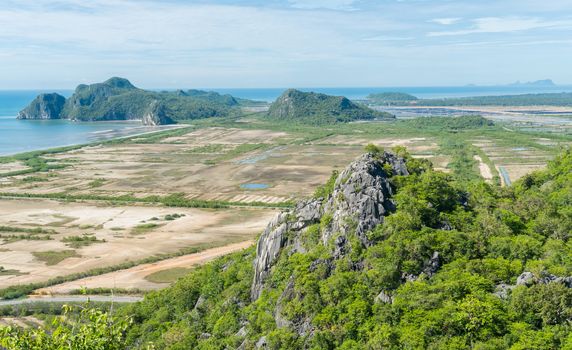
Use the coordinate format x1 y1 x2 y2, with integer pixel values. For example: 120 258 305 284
17 93 66 120
251 199 323 300
494 272 572 299
322 152 408 245
516 271 572 287
142 101 174 126
251 151 409 301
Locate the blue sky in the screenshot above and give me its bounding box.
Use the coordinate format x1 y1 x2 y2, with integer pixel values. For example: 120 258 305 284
1 0 572 88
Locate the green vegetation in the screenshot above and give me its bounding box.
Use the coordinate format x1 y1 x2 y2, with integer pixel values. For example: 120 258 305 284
117 148 572 349
32 250 79 266
19 77 253 125
0 226 56 243
0 267 25 276
404 115 494 131
164 213 185 221
131 223 161 235
367 91 572 107
0 303 132 350
367 92 418 104
0 226 56 235
144 267 194 284
62 234 106 248
0 191 293 209
87 178 106 188
68 288 146 295
266 89 393 124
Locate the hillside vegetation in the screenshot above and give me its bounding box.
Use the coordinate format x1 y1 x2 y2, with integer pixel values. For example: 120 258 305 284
266 89 394 124
17 77 251 125
113 147 572 349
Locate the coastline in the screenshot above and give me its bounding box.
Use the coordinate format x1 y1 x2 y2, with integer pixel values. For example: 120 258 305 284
0 120 187 158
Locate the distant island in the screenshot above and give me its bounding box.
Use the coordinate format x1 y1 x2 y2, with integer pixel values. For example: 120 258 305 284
18 77 258 125
508 79 556 87
19 79 395 126
266 89 393 124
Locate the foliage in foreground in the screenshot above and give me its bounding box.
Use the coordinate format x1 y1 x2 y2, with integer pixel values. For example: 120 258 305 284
0 303 132 350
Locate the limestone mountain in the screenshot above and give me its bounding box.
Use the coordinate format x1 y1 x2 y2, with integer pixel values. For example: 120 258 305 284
17 93 66 120
266 89 394 124
18 78 249 125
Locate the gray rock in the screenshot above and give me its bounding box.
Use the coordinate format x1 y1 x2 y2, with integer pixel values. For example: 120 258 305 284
142 101 174 126
251 199 322 301
251 152 408 301
193 295 206 311
516 272 535 286
256 336 268 349
375 290 393 304
322 152 408 247
423 251 440 277
199 332 211 339
494 283 515 299
235 326 248 337
17 93 66 120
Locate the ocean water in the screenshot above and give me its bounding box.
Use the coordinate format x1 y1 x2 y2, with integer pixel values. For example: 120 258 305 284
0 90 155 156
2 85 572 156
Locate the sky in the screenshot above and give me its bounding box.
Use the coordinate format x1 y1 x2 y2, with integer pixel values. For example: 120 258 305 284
1 0 572 89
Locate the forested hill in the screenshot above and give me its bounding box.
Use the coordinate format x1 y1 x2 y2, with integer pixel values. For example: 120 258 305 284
367 91 572 106
266 89 394 124
119 147 572 349
17 77 255 125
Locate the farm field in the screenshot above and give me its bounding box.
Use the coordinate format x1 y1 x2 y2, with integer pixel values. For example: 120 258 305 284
0 113 570 297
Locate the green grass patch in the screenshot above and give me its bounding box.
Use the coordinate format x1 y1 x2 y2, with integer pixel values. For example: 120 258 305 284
131 223 161 235
32 250 79 266
0 267 26 276
144 267 194 284
87 178 106 188
62 234 106 248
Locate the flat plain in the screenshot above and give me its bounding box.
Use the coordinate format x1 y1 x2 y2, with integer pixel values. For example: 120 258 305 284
0 112 570 293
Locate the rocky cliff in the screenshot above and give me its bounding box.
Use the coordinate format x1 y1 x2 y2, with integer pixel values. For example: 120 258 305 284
251 151 408 300
266 89 394 124
17 93 66 120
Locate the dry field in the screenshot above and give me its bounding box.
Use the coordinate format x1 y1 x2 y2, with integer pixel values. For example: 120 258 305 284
471 136 567 184
0 198 275 288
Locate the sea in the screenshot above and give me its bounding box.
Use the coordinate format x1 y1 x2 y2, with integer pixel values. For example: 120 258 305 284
2 85 572 156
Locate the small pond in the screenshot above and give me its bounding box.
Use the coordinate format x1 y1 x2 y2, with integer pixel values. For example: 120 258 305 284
240 183 270 190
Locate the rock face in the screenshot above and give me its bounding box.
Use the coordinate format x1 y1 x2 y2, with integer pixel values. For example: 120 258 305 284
266 89 394 124
17 93 66 120
142 101 174 126
251 151 409 301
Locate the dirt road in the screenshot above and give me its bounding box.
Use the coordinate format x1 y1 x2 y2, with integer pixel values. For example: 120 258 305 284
35 240 254 295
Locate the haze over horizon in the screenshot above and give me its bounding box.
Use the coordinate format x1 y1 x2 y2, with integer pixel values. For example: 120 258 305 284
1 0 572 89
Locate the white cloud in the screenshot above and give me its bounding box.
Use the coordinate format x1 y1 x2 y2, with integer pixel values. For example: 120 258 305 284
362 35 413 41
288 0 358 10
430 18 461 25
428 17 571 36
